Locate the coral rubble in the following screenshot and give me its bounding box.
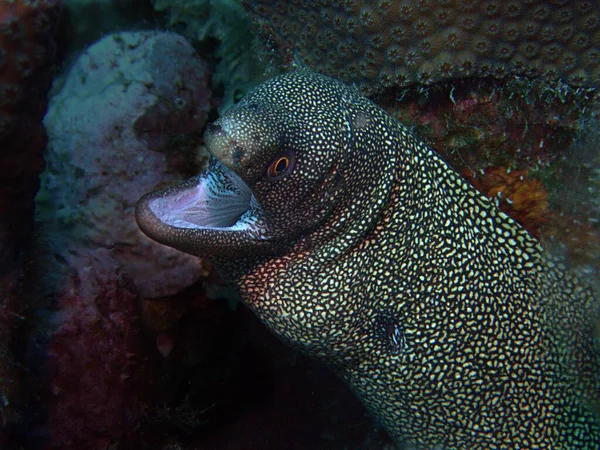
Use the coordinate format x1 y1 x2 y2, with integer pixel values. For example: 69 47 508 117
243 0 600 94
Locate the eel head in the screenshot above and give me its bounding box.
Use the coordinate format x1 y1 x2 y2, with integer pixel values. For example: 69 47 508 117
135 71 358 258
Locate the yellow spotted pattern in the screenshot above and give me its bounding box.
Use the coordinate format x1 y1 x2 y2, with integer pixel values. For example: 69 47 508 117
215 71 600 448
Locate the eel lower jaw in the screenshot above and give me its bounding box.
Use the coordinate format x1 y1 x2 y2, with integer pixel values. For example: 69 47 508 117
135 160 271 257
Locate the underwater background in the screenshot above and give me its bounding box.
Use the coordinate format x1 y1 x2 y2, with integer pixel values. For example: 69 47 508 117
0 0 599 448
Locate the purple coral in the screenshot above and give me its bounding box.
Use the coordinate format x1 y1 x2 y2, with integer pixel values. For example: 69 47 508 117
47 249 152 449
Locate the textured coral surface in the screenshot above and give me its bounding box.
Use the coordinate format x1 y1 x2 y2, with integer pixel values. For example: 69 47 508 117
47 249 153 450
26 31 214 448
40 31 211 299
243 0 600 94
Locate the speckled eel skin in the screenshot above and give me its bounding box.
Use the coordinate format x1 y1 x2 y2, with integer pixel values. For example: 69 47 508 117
136 70 600 448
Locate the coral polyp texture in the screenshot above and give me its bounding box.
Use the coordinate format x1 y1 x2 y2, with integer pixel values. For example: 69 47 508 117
242 0 600 93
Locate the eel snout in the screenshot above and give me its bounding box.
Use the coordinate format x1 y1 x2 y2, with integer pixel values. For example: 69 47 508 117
134 160 270 257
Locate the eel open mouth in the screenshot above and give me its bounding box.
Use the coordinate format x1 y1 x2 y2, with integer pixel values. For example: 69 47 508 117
148 159 256 230
135 158 270 256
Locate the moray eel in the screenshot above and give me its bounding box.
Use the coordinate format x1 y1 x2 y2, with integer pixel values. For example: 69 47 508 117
136 70 600 448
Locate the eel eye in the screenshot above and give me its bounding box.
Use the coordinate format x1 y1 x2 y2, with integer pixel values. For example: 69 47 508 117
267 152 294 178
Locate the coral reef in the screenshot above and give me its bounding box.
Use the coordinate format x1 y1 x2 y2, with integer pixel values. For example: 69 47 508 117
152 0 270 111
0 1 594 447
29 30 213 448
383 78 591 170
46 249 153 449
0 0 63 438
243 0 600 94
40 30 211 299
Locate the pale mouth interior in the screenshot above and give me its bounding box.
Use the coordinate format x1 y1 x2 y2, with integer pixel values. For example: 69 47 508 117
148 160 256 231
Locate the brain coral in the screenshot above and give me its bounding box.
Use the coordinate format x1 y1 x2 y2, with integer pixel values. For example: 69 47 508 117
242 0 600 93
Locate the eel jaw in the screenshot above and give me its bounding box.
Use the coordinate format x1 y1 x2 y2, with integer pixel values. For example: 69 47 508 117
135 159 272 258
